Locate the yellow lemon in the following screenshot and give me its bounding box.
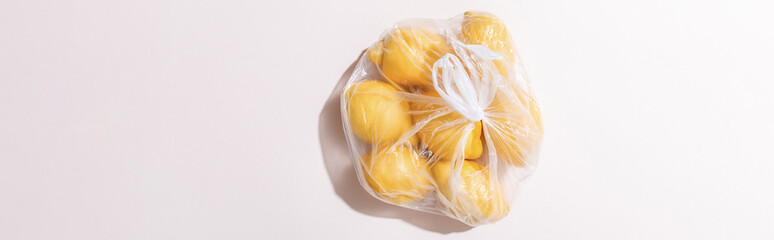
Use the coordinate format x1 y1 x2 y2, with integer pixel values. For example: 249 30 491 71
410 89 483 160
485 86 543 166
461 11 515 64
361 145 432 205
461 11 516 78
345 80 417 145
431 159 509 224
369 27 450 87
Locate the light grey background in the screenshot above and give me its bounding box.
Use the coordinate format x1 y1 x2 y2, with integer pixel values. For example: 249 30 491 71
1 0 772 239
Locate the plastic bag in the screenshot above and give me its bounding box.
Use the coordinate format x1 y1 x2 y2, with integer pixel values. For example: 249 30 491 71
340 11 542 226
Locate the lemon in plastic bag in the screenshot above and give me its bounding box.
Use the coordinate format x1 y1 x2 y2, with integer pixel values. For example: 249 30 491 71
345 80 416 145
431 159 509 224
461 11 515 64
486 86 543 166
461 11 516 78
361 145 432 204
367 27 451 87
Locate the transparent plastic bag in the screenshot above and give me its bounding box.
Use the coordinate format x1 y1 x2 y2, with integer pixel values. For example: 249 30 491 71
340 11 542 226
